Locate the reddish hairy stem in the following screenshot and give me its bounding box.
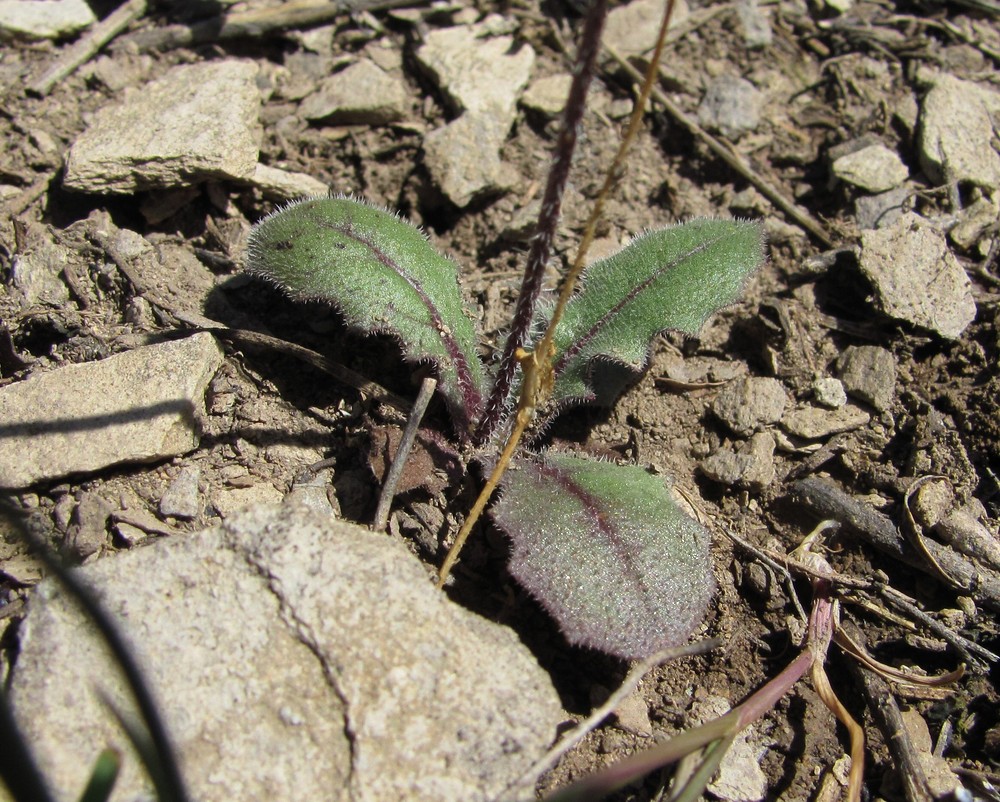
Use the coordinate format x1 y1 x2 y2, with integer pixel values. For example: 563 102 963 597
473 0 608 444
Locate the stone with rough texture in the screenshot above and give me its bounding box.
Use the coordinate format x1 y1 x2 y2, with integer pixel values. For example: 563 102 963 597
700 432 776 489
159 466 202 519
250 163 329 200
918 73 1000 189
691 695 768 801
950 193 999 251
5 504 562 802
781 403 870 439
712 376 787 437
423 114 515 207
698 76 761 139
415 21 534 126
300 59 408 124
0 334 223 488
522 74 572 116
831 143 908 193
854 186 909 230
837 345 896 411
9 222 71 306
0 0 94 39
603 0 690 57
859 212 976 339
415 20 533 205
737 0 772 48
813 377 847 408
64 61 261 193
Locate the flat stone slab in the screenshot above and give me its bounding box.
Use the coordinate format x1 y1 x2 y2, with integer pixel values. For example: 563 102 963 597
831 143 908 193
522 74 573 116
415 20 534 126
64 61 261 193
781 403 870 439
250 163 329 200
712 376 787 437
415 18 533 206
837 345 896 411
423 113 515 207
0 333 223 487
0 0 94 39
5 504 562 802
300 59 408 124
698 76 762 139
603 0 690 57
859 212 976 340
918 72 1000 189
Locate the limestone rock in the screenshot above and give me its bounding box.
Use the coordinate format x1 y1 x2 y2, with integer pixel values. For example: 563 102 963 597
831 143 908 193
781 403 870 439
64 61 261 193
603 0 690 57
698 76 761 139
0 0 94 39
522 74 572 116
0 334 223 488
858 213 976 339
211 483 284 518
854 186 909 230
737 0 772 48
700 432 776 489
300 59 408 125
8 222 71 307
6 505 562 802
250 163 329 200
690 695 767 801
159 466 202 520
415 19 533 206
423 113 515 207
918 73 1000 189
812 377 847 408
415 20 534 127
712 377 787 437
837 345 896 411
949 192 1000 252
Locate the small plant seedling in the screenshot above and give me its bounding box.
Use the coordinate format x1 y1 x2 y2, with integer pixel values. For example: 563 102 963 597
246 203 762 658
244 0 764 660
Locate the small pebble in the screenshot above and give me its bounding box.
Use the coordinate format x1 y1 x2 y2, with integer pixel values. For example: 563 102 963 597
812 377 847 408
831 143 908 193
160 466 202 520
697 76 761 139
781 404 869 439
837 345 896 412
712 377 786 437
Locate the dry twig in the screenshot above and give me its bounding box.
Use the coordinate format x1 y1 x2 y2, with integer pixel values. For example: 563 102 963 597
29 0 148 96
605 46 835 248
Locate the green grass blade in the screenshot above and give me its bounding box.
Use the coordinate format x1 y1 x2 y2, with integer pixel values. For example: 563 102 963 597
77 749 121 802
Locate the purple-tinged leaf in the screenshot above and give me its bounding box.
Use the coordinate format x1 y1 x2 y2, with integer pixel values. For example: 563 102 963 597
550 219 764 406
492 451 714 659
245 196 488 437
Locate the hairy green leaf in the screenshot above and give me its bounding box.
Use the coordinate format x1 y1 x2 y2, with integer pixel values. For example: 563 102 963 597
492 452 714 659
550 219 764 405
246 197 488 435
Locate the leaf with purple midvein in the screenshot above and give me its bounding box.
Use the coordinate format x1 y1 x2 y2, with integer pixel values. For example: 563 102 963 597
549 219 764 406
246 196 488 436
492 451 714 659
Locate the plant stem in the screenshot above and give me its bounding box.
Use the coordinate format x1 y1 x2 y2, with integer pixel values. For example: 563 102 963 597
442 0 678 581
474 0 608 446
373 376 437 532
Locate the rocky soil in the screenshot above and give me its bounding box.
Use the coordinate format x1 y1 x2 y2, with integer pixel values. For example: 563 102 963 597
1 0 999 800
